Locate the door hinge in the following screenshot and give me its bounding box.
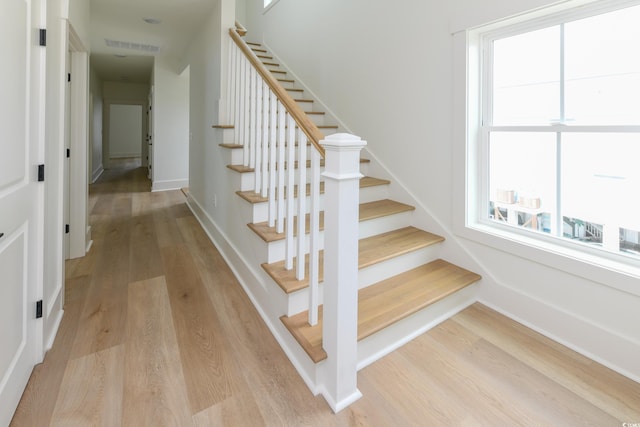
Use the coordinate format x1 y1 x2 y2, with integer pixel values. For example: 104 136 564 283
66 148 70 158
39 29 46 47
38 164 45 182
65 224 70 234
67 73 71 83
36 300 43 319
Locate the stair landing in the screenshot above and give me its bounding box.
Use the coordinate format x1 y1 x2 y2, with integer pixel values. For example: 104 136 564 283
281 259 482 362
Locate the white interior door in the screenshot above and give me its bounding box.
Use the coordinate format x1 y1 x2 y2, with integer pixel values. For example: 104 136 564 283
0 0 42 424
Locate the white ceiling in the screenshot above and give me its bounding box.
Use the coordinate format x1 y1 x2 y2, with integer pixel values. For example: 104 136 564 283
90 0 216 83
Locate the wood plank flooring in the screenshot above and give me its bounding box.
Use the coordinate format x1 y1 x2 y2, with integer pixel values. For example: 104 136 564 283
10 162 640 426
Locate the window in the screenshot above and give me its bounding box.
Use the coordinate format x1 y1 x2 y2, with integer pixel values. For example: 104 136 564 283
470 1 640 261
264 0 280 10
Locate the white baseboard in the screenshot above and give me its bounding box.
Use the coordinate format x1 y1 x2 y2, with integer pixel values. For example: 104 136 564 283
91 165 104 183
44 308 64 353
109 153 141 159
480 281 640 384
151 179 189 192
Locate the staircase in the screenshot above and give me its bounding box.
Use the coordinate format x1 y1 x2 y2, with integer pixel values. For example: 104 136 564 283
214 30 481 411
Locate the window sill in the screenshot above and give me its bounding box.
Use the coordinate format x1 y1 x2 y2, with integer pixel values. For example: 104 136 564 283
456 220 640 297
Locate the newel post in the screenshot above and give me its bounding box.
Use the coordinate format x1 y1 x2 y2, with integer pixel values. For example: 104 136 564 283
320 133 366 412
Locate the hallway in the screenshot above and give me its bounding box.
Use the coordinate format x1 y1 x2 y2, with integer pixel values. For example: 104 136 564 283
10 163 640 426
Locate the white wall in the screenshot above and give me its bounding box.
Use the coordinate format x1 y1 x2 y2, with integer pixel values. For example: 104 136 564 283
151 56 190 192
90 66 103 182
236 0 640 381
108 104 142 158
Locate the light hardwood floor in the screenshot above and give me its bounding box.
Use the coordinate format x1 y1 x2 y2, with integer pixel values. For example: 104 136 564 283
11 162 640 426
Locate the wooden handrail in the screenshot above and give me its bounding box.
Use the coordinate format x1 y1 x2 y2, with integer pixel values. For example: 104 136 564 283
229 28 325 157
235 21 247 36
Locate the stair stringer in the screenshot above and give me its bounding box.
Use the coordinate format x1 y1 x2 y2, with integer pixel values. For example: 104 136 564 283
185 191 326 398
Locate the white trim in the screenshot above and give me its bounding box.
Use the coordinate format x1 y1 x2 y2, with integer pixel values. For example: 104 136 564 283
68 24 89 260
151 179 189 192
263 0 280 14
43 308 64 353
91 164 104 183
479 285 640 383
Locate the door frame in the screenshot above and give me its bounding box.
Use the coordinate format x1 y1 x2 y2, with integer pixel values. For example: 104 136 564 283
68 26 90 260
103 99 149 170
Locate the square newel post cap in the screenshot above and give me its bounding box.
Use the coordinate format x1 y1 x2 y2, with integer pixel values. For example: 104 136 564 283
321 134 367 180
320 133 367 151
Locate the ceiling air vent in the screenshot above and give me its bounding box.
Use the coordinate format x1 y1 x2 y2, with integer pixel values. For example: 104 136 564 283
105 39 160 54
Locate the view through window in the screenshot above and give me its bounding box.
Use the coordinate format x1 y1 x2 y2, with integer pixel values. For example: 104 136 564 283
481 2 640 258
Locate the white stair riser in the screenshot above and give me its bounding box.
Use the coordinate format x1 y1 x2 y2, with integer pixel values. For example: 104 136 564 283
229 147 244 164
358 210 413 240
286 89 306 100
284 244 444 316
358 245 442 290
265 232 324 264
357 283 478 370
245 181 389 224
278 80 296 89
262 210 412 263
296 100 314 112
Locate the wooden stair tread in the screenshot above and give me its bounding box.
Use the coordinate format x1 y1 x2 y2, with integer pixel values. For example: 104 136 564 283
263 62 279 67
262 226 443 294
359 226 444 268
281 259 482 362
219 143 243 149
227 158 370 174
249 199 414 243
212 124 234 129
247 42 261 47
236 176 390 204
294 98 313 103
306 111 325 116
251 47 267 53
278 78 295 83
257 55 273 60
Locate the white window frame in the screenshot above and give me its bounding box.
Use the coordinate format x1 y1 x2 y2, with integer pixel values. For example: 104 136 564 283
454 0 640 296
264 0 280 13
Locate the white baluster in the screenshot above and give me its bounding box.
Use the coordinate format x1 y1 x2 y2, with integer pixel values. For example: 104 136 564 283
233 45 241 143
296 129 307 280
308 147 321 326
276 102 286 234
285 115 296 271
242 57 250 165
255 75 263 193
227 38 233 125
268 91 277 227
249 68 257 170
261 81 270 198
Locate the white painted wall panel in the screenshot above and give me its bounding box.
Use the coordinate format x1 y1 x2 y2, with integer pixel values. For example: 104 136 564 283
152 57 189 191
